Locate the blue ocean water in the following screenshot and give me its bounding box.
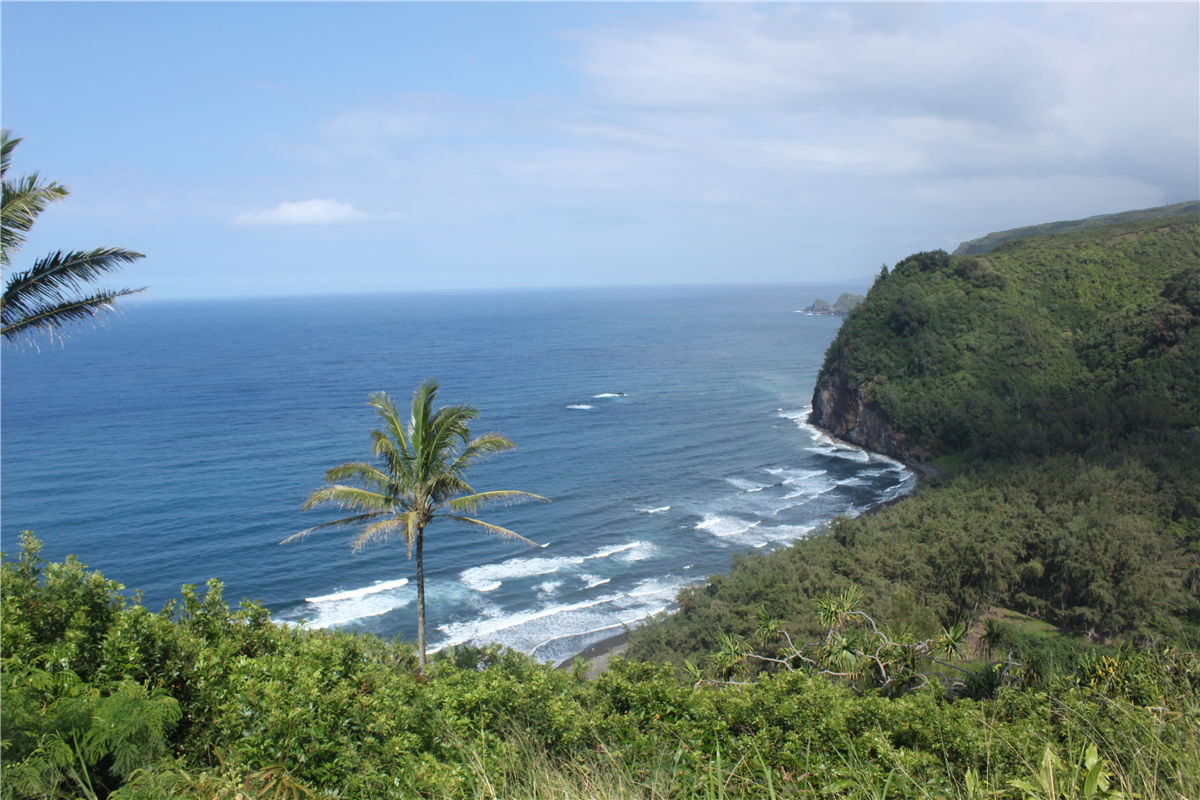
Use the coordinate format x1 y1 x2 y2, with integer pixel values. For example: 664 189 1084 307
2 286 911 664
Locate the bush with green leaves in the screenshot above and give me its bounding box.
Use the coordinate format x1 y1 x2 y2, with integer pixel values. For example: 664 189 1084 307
4 534 1198 799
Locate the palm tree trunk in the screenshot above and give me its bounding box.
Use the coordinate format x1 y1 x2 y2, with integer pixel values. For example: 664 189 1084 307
416 526 426 675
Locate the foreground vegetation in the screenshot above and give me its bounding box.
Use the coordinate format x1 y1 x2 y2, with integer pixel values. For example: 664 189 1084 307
3 533 1198 799
4 211 1198 798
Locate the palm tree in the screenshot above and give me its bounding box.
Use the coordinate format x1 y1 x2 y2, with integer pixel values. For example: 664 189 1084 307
283 380 548 673
1 130 146 344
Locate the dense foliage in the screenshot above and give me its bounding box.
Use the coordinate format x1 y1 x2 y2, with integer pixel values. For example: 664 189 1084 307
823 217 1199 463
3 534 1197 799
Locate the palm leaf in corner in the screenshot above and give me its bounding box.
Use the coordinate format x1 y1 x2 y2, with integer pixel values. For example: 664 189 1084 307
1 130 146 345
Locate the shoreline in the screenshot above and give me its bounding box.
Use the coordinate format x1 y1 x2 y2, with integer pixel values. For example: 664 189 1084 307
558 437 926 677
557 629 629 676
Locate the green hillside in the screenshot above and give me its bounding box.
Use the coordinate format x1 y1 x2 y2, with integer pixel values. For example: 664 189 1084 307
823 215 1200 463
953 201 1199 255
628 213 1199 710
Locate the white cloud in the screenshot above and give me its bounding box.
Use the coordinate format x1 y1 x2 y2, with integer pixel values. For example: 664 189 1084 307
233 198 370 227
568 3 1198 196
225 3 1194 290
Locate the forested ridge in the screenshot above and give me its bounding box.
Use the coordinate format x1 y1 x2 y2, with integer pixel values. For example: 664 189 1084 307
953 201 1200 255
629 214 1199 666
3 213 1198 798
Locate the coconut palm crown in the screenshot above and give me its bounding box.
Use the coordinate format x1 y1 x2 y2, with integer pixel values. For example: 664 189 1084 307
1 130 146 345
283 379 548 673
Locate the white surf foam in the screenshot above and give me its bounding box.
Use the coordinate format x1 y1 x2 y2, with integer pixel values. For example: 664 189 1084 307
537 580 563 598
777 407 811 424
441 575 693 662
759 523 817 543
695 514 761 538
589 542 641 559
460 554 586 592
726 477 769 493
578 574 611 589
878 471 918 503
615 541 656 562
782 484 836 501
305 577 409 603
779 468 828 484
566 404 594 410
592 392 626 398
639 505 671 514
300 578 413 629
626 575 689 598
459 540 654 593
587 540 656 562
435 592 626 651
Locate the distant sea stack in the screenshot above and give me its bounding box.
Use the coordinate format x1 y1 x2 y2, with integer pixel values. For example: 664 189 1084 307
799 292 864 316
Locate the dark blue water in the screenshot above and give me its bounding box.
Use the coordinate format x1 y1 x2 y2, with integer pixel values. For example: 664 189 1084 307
2 286 911 663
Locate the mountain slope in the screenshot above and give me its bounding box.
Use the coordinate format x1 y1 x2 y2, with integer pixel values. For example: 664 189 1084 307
953 201 1200 255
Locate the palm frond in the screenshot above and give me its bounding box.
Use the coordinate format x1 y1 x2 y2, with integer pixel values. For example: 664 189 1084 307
369 391 412 458
445 490 550 515
321 461 393 491
445 431 516 476
428 473 475 503
280 512 386 544
2 248 146 342
440 514 537 546
1 131 70 263
300 484 393 513
370 429 413 486
0 130 18 178
2 175 68 263
428 404 478 458
4 247 145 305
406 380 438 469
351 516 413 554
1 286 145 343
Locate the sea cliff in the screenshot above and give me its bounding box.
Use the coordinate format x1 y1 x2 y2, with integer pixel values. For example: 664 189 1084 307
808 350 915 466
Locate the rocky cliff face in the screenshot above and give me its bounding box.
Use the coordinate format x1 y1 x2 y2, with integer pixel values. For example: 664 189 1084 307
809 352 919 466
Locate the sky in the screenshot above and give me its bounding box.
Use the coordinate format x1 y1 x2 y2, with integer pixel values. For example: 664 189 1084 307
2 1 1197 300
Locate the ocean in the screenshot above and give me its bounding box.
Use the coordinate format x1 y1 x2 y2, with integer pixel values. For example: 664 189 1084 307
1 285 912 664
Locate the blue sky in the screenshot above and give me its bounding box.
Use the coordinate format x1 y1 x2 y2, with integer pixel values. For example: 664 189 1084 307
3 1 1197 300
